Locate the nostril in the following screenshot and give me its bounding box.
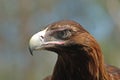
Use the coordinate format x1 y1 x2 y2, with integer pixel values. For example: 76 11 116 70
40 36 44 39
39 36 44 42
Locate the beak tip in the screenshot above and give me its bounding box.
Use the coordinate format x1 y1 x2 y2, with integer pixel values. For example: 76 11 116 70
28 46 33 56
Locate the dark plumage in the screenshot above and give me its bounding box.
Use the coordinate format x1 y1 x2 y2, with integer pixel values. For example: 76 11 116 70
29 20 120 80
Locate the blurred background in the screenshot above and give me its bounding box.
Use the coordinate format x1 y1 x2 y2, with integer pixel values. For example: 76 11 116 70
0 0 120 80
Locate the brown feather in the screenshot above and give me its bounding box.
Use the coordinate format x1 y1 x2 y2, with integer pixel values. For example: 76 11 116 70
36 20 120 80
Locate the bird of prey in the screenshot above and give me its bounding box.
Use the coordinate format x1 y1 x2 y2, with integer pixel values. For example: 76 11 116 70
29 20 120 80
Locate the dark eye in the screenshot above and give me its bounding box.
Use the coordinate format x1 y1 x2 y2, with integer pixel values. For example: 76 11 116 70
54 29 72 40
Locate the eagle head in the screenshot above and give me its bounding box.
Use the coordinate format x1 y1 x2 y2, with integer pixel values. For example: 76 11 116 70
28 20 94 55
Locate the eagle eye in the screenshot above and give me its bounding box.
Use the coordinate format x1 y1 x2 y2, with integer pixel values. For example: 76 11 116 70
54 29 72 40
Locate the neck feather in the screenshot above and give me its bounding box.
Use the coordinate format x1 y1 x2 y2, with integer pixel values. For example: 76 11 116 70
51 45 110 80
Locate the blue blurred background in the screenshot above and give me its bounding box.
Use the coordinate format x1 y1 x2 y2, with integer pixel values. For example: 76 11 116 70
0 0 120 80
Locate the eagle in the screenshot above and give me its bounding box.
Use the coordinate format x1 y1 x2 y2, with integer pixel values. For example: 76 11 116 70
29 20 120 80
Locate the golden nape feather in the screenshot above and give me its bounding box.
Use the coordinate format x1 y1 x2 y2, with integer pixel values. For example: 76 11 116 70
29 20 120 80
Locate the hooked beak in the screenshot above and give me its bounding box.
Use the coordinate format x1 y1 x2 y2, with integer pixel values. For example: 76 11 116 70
29 28 65 55
29 29 47 55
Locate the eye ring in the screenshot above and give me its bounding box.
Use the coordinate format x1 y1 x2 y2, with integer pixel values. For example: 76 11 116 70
55 29 72 40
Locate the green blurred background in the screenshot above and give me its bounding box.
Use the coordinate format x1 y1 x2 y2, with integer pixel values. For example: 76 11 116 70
0 0 120 80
